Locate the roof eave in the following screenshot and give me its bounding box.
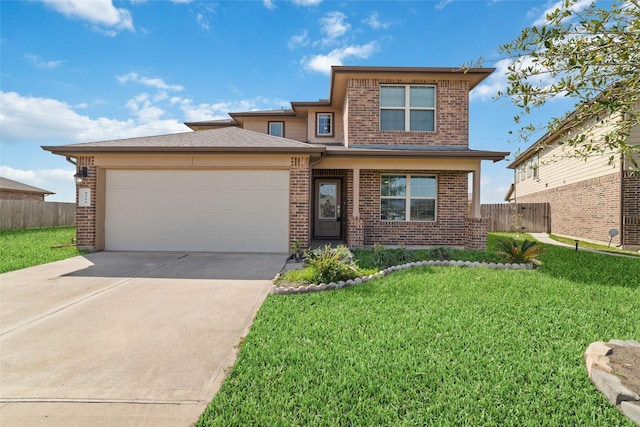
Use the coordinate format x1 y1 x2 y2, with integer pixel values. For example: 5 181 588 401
41 145 326 156
325 149 509 162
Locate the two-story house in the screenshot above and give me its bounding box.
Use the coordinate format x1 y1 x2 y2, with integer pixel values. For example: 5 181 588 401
506 106 640 250
43 66 508 253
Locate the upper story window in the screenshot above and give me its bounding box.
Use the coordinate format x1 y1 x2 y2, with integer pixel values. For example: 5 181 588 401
380 175 437 222
380 85 436 132
316 113 333 137
269 121 284 137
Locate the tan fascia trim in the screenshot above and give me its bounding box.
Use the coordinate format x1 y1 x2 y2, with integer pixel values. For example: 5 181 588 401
325 149 509 163
41 146 326 157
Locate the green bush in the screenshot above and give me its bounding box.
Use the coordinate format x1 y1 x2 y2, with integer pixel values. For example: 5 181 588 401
426 247 454 260
304 244 362 283
496 238 545 266
366 245 418 269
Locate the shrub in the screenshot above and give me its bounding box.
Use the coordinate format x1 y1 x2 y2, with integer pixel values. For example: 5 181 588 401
496 238 545 266
367 245 418 269
426 247 454 261
304 244 362 283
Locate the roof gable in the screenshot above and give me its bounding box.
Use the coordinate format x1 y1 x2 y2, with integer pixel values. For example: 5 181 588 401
0 177 54 195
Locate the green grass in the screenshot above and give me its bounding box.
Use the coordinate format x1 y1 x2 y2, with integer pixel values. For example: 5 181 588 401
197 235 639 426
0 227 83 273
549 234 640 257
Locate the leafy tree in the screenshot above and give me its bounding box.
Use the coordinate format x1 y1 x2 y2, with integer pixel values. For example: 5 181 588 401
483 0 639 169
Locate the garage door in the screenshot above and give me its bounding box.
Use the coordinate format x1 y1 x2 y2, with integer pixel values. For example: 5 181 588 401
105 170 289 252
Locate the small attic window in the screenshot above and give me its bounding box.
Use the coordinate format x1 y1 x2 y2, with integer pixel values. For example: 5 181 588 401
316 113 333 137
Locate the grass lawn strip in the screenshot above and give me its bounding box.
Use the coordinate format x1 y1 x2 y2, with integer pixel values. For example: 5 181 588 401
0 227 82 274
197 241 639 426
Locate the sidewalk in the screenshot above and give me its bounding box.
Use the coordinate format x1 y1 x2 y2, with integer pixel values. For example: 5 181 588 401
528 233 639 258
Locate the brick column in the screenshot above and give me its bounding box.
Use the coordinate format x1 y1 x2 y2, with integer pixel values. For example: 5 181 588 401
289 156 311 250
75 156 96 251
465 217 488 250
346 216 364 248
622 170 640 249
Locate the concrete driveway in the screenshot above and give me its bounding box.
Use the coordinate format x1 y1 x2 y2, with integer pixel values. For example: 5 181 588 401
0 252 285 427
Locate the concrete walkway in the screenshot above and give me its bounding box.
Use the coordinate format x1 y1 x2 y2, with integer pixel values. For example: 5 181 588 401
0 252 285 427
529 233 639 258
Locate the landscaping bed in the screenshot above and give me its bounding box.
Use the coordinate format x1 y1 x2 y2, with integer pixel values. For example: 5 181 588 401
197 235 640 426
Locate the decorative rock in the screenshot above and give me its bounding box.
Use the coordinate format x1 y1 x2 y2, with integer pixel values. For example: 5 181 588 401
354 278 362 285
620 401 640 425
346 279 355 286
585 341 613 376
609 339 640 347
590 369 639 405
316 284 328 291
338 281 345 287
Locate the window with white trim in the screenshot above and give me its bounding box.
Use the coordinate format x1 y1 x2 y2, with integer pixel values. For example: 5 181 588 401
380 85 436 131
316 113 333 136
380 175 436 221
269 121 284 137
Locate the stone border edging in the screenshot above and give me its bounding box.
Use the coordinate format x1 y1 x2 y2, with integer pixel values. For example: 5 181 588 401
585 340 640 425
271 260 534 295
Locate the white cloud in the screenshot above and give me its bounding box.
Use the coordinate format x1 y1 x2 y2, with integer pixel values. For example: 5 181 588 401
0 91 187 145
364 12 390 30
117 72 184 91
197 13 210 30
263 0 276 10
0 165 76 202
435 0 455 10
470 58 511 102
177 96 291 122
25 54 65 69
288 30 309 49
39 0 135 33
303 42 378 75
291 0 322 6
532 0 593 26
319 11 350 45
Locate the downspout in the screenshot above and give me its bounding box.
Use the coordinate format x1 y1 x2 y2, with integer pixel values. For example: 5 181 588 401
65 156 77 166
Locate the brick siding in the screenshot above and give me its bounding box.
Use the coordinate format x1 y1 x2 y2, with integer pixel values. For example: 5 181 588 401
0 190 44 201
516 172 623 246
346 78 469 146
75 156 97 251
289 156 311 249
359 170 470 247
622 170 640 248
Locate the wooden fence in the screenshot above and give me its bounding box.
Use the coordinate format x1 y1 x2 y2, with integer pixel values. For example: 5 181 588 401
0 200 75 230
481 203 550 233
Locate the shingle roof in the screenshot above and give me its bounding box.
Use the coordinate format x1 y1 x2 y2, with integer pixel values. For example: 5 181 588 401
42 127 325 155
0 177 54 195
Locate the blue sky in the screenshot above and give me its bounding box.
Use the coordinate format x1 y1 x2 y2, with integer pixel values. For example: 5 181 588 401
1 0 577 203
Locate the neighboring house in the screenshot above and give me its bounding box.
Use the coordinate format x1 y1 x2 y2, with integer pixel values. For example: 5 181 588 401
505 109 640 250
43 66 508 253
0 177 54 201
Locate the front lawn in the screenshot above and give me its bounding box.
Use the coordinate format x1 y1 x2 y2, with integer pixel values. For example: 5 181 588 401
0 227 83 274
197 235 639 426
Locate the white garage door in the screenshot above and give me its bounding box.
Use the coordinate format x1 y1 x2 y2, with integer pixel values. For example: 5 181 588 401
105 170 289 252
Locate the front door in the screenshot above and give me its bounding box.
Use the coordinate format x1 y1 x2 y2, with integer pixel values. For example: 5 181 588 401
314 179 341 238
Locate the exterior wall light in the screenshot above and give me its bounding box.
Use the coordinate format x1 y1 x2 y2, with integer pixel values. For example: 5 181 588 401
74 167 88 186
